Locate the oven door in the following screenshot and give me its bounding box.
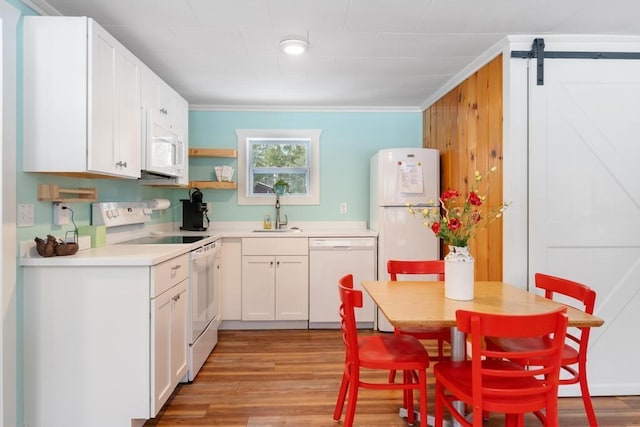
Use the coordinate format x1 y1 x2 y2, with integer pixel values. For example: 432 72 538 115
190 245 215 343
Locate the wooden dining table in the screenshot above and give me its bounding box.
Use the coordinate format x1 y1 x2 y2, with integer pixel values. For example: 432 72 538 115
362 280 605 427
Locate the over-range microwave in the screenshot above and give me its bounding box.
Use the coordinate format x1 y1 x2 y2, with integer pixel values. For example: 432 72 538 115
141 110 185 178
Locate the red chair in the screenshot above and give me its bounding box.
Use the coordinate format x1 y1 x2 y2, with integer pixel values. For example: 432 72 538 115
486 273 598 426
434 307 568 427
387 260 451 383
333 274 430 427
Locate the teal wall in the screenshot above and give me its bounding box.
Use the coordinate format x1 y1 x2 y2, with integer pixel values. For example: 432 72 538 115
189 111 423 223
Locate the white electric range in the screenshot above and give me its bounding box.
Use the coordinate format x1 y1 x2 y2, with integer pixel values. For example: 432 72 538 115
94 202 220 382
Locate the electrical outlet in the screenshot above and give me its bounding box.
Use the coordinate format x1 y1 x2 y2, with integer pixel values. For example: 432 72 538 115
53 203 71 225
340 202 348 214
18 204 35 227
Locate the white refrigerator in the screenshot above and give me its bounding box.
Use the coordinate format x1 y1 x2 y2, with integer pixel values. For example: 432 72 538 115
369 148 440 331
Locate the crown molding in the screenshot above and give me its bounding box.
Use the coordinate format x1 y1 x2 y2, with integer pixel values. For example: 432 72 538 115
188 104 422 113
19 0 61 16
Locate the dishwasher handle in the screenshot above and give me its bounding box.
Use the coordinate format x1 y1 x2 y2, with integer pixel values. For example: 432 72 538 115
308 238 376 250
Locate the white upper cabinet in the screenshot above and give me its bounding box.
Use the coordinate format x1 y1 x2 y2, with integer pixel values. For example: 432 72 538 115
23 16 141 178
140 64 189 186
141 65 188 134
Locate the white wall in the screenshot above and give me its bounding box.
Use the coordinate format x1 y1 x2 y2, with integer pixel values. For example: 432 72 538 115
1 2 20 426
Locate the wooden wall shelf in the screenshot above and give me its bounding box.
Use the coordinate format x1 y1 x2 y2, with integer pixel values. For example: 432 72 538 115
189 181 237 190
38 184 98 202
189 148 237 158
188 147 237 190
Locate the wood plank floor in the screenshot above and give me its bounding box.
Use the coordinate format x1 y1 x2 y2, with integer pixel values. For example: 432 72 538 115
144 329 640 426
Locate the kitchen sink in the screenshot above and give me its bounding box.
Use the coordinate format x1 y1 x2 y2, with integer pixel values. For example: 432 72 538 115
251 228 303 233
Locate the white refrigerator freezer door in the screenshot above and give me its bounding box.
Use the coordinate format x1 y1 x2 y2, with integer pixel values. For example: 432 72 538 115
374 148 439 206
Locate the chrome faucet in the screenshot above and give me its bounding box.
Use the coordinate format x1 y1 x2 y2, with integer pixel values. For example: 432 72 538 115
275 192 288 230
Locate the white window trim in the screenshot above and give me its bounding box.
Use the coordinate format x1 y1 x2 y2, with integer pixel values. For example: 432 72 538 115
236 129 321 206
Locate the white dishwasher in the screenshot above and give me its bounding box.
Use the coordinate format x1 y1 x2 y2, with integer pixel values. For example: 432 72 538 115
309 237 377 329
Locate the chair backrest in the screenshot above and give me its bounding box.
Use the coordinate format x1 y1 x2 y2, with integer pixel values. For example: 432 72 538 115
535 273 596 358
456 308 568 402
338 274 363 364
535 273 596 315
387 259 445 281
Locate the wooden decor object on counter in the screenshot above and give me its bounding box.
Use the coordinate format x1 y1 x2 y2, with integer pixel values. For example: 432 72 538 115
34 235 79 257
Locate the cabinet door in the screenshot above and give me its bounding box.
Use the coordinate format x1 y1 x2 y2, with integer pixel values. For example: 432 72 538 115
171 280 188 386
275 255 309 320
88 22 118 175
116 47 141 178
173 94 189 133
155 81 175 129
242 256 275 320
151 286 173 414
152 279 188 415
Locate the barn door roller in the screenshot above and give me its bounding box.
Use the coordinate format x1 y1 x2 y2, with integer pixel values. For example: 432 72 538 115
511 37 640 86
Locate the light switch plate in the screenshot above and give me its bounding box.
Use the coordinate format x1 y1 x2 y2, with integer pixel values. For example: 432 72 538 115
18 204 35 227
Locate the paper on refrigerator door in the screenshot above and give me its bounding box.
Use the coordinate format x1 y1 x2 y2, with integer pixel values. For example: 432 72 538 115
398 162 423 193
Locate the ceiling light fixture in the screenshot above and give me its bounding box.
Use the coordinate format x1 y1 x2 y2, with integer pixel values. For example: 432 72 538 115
280 38 308 55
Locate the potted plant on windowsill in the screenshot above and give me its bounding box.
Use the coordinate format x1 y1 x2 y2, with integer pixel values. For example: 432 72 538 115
274 178 289 195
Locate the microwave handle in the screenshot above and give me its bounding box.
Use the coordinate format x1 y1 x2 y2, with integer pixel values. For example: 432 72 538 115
175 138 186 171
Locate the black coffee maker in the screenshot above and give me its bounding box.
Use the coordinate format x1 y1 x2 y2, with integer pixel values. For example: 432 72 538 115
180 188 209 231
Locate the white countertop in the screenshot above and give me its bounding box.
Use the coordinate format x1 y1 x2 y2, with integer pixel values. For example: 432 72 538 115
20 226 377 267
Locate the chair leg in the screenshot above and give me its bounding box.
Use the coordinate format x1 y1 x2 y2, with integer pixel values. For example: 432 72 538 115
343 373 359 427
333 372 349 421
404 370 415 426
418 369 428 427
579 363 598 426
434 380 444 427
505 413 523 427
437 338 445 361
388 368 397 383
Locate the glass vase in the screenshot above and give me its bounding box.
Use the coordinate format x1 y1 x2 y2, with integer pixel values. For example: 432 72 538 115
444 245 475 300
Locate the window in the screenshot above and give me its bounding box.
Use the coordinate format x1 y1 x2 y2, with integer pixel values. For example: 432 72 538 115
237 129 321 205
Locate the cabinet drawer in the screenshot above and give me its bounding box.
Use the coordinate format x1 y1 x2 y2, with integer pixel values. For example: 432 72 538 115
151 253 189 297
242 237 308 256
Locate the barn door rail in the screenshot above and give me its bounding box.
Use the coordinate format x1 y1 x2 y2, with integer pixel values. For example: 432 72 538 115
511 37 640 85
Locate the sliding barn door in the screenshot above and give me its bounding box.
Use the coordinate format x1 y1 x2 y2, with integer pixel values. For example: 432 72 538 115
529 58 640 395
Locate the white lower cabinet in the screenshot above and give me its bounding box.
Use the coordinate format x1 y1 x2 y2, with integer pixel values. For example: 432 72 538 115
241 238 308 321
22 252 189 427
150 253 189 414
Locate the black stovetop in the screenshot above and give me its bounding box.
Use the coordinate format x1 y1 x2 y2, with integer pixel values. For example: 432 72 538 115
118 235 208 245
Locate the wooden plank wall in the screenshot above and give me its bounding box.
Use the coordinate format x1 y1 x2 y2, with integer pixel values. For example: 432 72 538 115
423 54 504 280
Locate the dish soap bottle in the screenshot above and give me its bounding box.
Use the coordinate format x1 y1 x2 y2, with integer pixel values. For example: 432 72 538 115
263 214 272 230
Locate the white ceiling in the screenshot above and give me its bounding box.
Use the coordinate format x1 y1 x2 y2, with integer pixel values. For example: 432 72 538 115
26 0 640 110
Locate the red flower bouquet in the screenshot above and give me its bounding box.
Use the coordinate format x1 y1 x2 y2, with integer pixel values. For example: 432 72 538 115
409 167 509 247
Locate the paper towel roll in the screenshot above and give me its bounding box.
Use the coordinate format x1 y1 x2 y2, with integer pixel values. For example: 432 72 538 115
146 198 171 210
